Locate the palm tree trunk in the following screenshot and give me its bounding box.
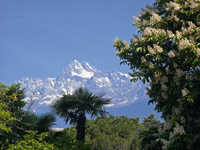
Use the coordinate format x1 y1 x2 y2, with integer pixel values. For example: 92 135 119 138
76 112 86 143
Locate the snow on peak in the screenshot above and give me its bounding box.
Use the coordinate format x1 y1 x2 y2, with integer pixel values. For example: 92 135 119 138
81 61 101 74
116 72 131 78
60 60 100 79
68 60 82 70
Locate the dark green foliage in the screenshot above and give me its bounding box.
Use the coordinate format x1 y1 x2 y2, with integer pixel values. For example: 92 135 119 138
140 114 163 150
143 114 163 129
45 131 91 150
36 113 56 134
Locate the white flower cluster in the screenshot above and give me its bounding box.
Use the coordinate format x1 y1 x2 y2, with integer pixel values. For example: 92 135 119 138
166 1 181 11
176 69 185 78
161 139 170 150
172 106 180 115
161 83 168 91
176 31 182 39
143 27 166 37
155 72 162 78
142 20 148 26
123 40 130 50
137 35 144 42
173 62 178 68
148 62 154 68
147 45 155 55
196 18 200 25
150 12 162 22
137 13 142 18
164 117 172 131
132 16 140 22
115 50 121 56
158 127 164 135
160 75 168 84
189 37 195 45
178 38 191 50
173 14 180 22
143 27 152 36
167 30 175 38
113 37 119 45
131 38 138 44
182 88 189 96
166 14 180 22
185 73 194 81
174 108 180 115
181 27 188 35
153 44 163 53
165 67 170 74
188 21 196 32
177 69 186 78
181 21 196 36
169 123 186 140
137 7 148 18
141 56 146 63
168 50 176 58
186 0 200 9
181 116 186 124
132 16 141 27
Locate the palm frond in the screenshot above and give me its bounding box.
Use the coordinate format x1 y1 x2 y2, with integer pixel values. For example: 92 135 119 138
50 87 111 125
36 113 56 133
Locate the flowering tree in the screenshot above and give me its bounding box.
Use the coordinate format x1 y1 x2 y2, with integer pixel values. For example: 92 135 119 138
114 0 200 149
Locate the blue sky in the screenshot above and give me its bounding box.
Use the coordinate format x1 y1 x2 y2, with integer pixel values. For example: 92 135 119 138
0 0 155 85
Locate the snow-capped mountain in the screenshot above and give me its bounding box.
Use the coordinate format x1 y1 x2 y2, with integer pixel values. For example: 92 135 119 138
18 60 148 114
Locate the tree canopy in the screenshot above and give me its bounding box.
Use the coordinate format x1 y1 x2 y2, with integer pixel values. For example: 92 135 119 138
114 0 200 149
63 114 162 150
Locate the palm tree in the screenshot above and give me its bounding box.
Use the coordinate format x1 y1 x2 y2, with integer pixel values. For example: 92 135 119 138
36 113 56 134
15 112 56 134
50 87 111 143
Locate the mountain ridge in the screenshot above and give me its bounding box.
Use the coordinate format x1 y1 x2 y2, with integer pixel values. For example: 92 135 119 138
18 60 148 110
17 60 160 127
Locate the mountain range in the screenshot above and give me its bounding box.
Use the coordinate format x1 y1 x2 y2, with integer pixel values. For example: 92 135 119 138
18 60 160 128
